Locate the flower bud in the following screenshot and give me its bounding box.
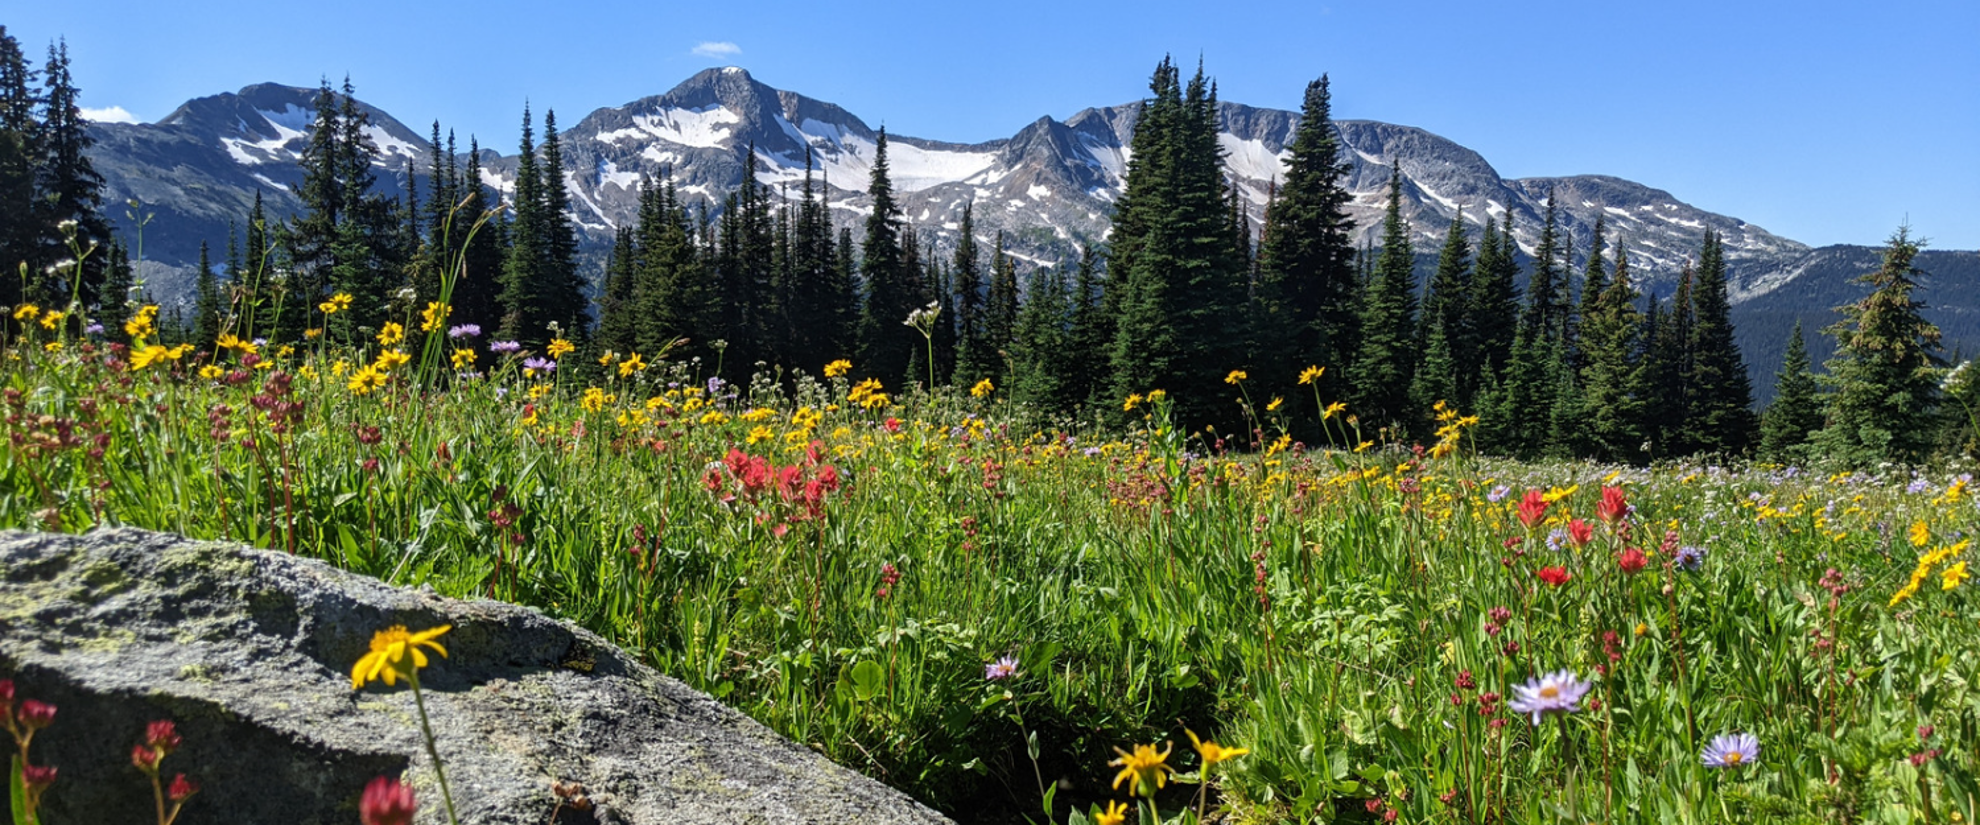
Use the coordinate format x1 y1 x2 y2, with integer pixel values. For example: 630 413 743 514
16 699 55 730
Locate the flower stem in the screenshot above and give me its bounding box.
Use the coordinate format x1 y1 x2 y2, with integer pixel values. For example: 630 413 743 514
408 669 461 825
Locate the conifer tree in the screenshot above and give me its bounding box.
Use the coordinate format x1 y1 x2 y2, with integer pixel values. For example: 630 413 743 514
952 203 993 383
96 240 133 343
594 227 638 354
1352 162 1419 433
31 39 109 310
1573 216 1608 370
1758 320 1824 462
984 231 1019 381
854 129 915 383
1467 210 1520 395
1254 74 1357 396
498 104 548 345
1065 244 1110 410
1649 267 1697 456
1814 227 1943 465
633 175 712 360
192 239 221 348
0 26 36 310
452 137 503 335
537 109 587 336
1684 229 1756 454
1578 243 1647 462
1522 187 1567 343
1011 264 1073 411
1416 207 1471 409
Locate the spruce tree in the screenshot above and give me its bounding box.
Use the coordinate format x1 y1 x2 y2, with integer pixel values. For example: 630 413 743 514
1814 227 1943 465
192 239 221 348
595 227 638 354
1684 229 1757 454
1254 74 1357 397
452 137 504 335
498 104 547 345
1522 187 1567 343
31 39 109 310
1467 210 1520 395
537 109 587 336
985 231 1019 381
854 128 915 383
633 175 713 360
1351 162 1419 434
952 203 993 383
1065 244 1110 410
96 240 133 343
1011 264 1073 412
0 26 36 310
1758 320 1824 462
1578 243 1647 463
1416 207 1471 409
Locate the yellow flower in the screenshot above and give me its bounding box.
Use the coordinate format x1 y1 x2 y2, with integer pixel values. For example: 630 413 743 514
1123 393 1144 412
823 359 851 378
1094 801 1129 825
581 387 615 413
1634 622 1649 637
1224 370 1247 385
547 338 575 359
199 365 224 380
377 322 405 347
450 348 477 370
350 624 451 688
320 293 353 315
1109 742 1174 797
1944 561 1970 591
618 353 646 377
1266 396 1283 412
1910 520 1931 548
167 344 194 361
129 344 171 370
1186 729 1250 768
11 304 39 321
420 301 450 333
42 341 61 353
1298 365 1324 385
347 366 387 395
276 344 295 359
971 378 994 398
38 309 62 330
1322 401 1347 420
125 305 160 341
1146 389 1166 404
373 349 411 372
216 333 258 355
598 350 618 366
304 327 324 339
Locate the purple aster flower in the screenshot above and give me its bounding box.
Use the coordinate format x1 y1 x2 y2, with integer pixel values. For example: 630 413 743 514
707 376 727 394
1545 528 1568 552
1673 545 1705 571
523 357 554 374
84 322 104 335
1083 447 1103 458
490 340 522 354
1701 732 1760 768
1908 477 1932 495
1507 669 1592 726
984 655 1020 681
1487 485 1510 503
448 323 482 339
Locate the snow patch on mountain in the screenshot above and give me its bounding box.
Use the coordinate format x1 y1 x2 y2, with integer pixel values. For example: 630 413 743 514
631 106 742 149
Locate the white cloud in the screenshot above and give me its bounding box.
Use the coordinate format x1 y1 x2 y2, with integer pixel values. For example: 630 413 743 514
691 41 741 58
80 105 139 124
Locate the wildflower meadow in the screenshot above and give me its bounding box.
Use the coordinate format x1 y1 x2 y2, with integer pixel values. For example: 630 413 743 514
5 303 1980 825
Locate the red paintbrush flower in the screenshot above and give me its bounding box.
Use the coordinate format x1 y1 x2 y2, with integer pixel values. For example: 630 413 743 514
1537 566 1572 586
1568 518 1594 547
1596 485 1629 526
1617 547 1648 575
1517 489 1549 529
360 776 417 825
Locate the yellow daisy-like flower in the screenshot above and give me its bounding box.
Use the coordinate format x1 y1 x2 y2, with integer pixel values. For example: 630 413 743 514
1094 800 1129 825
971 378 994 399
38 309 63 330
1123 393 1144 412
350 624 451 688
1322 401 1347 420
1910 520 1931 548
420 301 450 333
450 348 477 370
199 364 225 380
42 341 61 353
618 353 646 377
1146 389 1166 404
1108 742 1174 797
1298 365 1324 385
377 322 405 347
1186 729 1250 767
823 359 852 378
320 292 353 315
598 350 618 366
546 338 575 359
12 303 39 321
130 344 171 370
1224 370 1248 385
373 349 412 372
1266 396 1283 412
1944 560 1969 591
347 366 387 395
304 327 324 340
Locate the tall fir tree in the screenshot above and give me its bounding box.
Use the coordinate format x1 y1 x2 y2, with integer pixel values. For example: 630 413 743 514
1412 207 1471 413
952 202 994 383
1352 162 1419 434
1578 242 1647 463
0 25 37 311
594 226 638 354
31 38 109 312
1814 227 1943 465
1465 210 1521 404
1253 74 1357 399
192 239 221 348
1684 229 1757 454
1758 320 1824 462
498 104 548 345
1011 264 1074 412
537 109 587 336
853 128 916 384
632 175 713 361
984 231 1019 381
96 239 133 343
1065 244 1110 410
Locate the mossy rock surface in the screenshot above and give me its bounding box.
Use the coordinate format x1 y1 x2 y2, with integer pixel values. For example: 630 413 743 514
0 528 951 824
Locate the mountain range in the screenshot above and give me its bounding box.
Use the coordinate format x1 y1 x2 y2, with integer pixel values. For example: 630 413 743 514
83 67 1980 402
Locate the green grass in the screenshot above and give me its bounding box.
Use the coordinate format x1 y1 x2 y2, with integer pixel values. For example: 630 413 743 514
5 317 1980 824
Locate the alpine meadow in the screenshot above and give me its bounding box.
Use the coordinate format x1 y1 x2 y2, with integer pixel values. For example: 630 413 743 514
9 21 1980 825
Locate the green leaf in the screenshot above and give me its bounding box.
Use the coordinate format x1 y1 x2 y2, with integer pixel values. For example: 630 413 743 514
850 659 885 702
11 754 37 825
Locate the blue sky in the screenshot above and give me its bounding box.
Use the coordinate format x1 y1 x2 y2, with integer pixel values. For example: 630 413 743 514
10 0 1978 249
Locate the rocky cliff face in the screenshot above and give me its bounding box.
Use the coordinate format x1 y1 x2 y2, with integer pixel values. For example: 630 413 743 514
0 528 952 825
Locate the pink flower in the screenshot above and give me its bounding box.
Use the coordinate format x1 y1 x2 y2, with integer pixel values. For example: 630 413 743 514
360 776 417 825
1617 547 1648 575
1596 485 1629 525
1516 489 1549 529
1537 566 1572 586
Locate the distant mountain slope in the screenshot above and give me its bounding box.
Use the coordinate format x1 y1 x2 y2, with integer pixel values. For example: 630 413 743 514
84 68 1974 403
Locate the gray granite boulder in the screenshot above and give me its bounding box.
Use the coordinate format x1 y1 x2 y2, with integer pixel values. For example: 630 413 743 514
0 528 952 824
